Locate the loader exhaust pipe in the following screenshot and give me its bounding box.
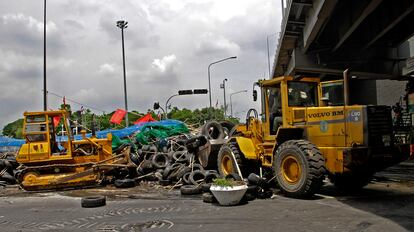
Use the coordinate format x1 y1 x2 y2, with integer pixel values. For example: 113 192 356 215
343 69 349 106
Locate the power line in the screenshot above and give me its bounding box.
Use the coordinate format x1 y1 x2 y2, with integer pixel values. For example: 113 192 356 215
44 90 107 113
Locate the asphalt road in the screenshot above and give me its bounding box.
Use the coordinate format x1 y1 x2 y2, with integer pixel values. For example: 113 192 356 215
0 163 413 232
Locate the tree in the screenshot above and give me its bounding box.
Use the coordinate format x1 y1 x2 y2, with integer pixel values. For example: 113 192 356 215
2 119 24 139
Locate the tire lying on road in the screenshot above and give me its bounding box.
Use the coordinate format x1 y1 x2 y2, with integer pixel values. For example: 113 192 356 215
202 192 217 203
180 185 202 195
81 196 106 208
114 178 136 188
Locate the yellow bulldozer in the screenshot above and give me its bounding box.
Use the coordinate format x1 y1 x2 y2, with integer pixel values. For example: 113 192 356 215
15 110 134 190
217 72 410 198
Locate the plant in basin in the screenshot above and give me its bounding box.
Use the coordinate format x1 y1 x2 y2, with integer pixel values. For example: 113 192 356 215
210 178 248 206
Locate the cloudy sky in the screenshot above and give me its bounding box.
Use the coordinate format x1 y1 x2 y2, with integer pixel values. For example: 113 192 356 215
0 0 282 130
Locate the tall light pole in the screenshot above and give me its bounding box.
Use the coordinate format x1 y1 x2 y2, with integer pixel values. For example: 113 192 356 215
208 56 237 108
43 0 47 110
116 20 129 127
230 90 248 117
220 78 228 116
267 33 278 79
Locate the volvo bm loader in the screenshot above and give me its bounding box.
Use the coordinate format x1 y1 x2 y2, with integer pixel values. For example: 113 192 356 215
217 73 410 198
15 110 134 190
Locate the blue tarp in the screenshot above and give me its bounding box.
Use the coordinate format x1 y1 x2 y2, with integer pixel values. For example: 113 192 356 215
0 120 185 148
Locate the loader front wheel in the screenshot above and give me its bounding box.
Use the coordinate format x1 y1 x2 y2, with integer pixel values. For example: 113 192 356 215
274 140 326 198
217 143 243 177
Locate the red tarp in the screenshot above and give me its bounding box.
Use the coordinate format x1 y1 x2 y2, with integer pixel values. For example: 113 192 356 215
133 113 158 124
110 109 127 124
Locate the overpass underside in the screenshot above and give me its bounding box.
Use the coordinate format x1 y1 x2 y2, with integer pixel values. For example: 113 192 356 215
273 0 414 80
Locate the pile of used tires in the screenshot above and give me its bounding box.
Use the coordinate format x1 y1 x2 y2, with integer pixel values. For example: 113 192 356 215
0 153 18 189
112 134 214 189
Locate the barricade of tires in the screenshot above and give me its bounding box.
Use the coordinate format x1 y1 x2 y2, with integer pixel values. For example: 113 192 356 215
113 134 214 189
0 153 18 189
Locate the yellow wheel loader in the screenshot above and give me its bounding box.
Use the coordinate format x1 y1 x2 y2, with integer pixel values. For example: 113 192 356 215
217 72 410 198
15 110 134 190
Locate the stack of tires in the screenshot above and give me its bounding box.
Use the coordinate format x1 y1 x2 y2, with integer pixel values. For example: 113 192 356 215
0 154 18 188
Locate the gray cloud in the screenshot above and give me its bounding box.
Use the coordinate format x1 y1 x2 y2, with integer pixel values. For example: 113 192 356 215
0 0 281 131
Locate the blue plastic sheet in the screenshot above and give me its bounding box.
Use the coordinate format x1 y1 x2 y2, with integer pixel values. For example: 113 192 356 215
0 120 185 148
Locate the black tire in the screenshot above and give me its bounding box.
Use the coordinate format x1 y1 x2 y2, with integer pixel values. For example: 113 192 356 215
190 164 205 172
201 183 212 193
163 163 182 179
242 193 256 202
172 151 189 163
189 170 206 185
81 196 106 208
202 192 217 203
257 190 273 199
202 121 225 140
247 173 266 187
246 185 259 195
182 172 191 185
180 185 202 195
220 121 235 138
273 140 326 198
0 172 16 184
151 153 169 169
217 143 243 176
114 179 136 188
169 166 190 181
159 179 171 186
0 180 7 186
204 171 220 183
329 171 373 192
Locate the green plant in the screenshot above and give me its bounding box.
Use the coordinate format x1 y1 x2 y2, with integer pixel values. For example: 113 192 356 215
212 178 245 187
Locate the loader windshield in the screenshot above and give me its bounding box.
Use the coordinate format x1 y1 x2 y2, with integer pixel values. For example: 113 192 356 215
287 81 318 107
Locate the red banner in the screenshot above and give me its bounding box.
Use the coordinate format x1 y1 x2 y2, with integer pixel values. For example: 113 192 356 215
110 109 127 124
53 116 61 127
133 113 158 124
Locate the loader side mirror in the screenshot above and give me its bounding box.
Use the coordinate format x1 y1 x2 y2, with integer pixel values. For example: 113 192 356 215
253 90 258 101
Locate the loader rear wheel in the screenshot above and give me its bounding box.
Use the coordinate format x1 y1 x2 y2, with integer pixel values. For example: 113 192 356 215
217 143 243 176
274 140 326 198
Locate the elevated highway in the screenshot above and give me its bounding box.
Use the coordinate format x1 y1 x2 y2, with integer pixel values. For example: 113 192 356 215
272 0 414 80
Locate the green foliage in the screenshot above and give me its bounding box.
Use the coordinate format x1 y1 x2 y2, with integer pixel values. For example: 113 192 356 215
2 119 24 139
212 178 245 187
167 107 240 127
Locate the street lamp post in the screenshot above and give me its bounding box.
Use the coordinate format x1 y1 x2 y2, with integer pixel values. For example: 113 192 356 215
43 0 47 110
220 79 228 116
230 90 248 117
208 56 237 108
267 33 278 79
116 20 129 127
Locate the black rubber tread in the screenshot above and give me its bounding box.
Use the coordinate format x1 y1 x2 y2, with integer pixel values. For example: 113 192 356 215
81 196 106 208
217 142 244 176
329 171 373 192
190 164 205 172
180 185 202 195
201 183 212 193
151 153 170 169
273 140 326 198
189 170 206 185
0 180 7 186
182 172 191 185
168 165 190 181
204 171 220 183
241 193 257 202
201 121 225 140
114 178 136 188
202 192 217 203
246 185 259 195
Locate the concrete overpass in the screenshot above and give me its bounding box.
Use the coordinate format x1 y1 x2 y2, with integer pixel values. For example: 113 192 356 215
272 0 414 80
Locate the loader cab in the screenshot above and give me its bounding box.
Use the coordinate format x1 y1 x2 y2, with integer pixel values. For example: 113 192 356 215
260 77 320 139
17 110 73 163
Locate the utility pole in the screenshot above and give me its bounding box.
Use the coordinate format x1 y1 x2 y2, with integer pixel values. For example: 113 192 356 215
43 0 47 110
117 20 129 127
